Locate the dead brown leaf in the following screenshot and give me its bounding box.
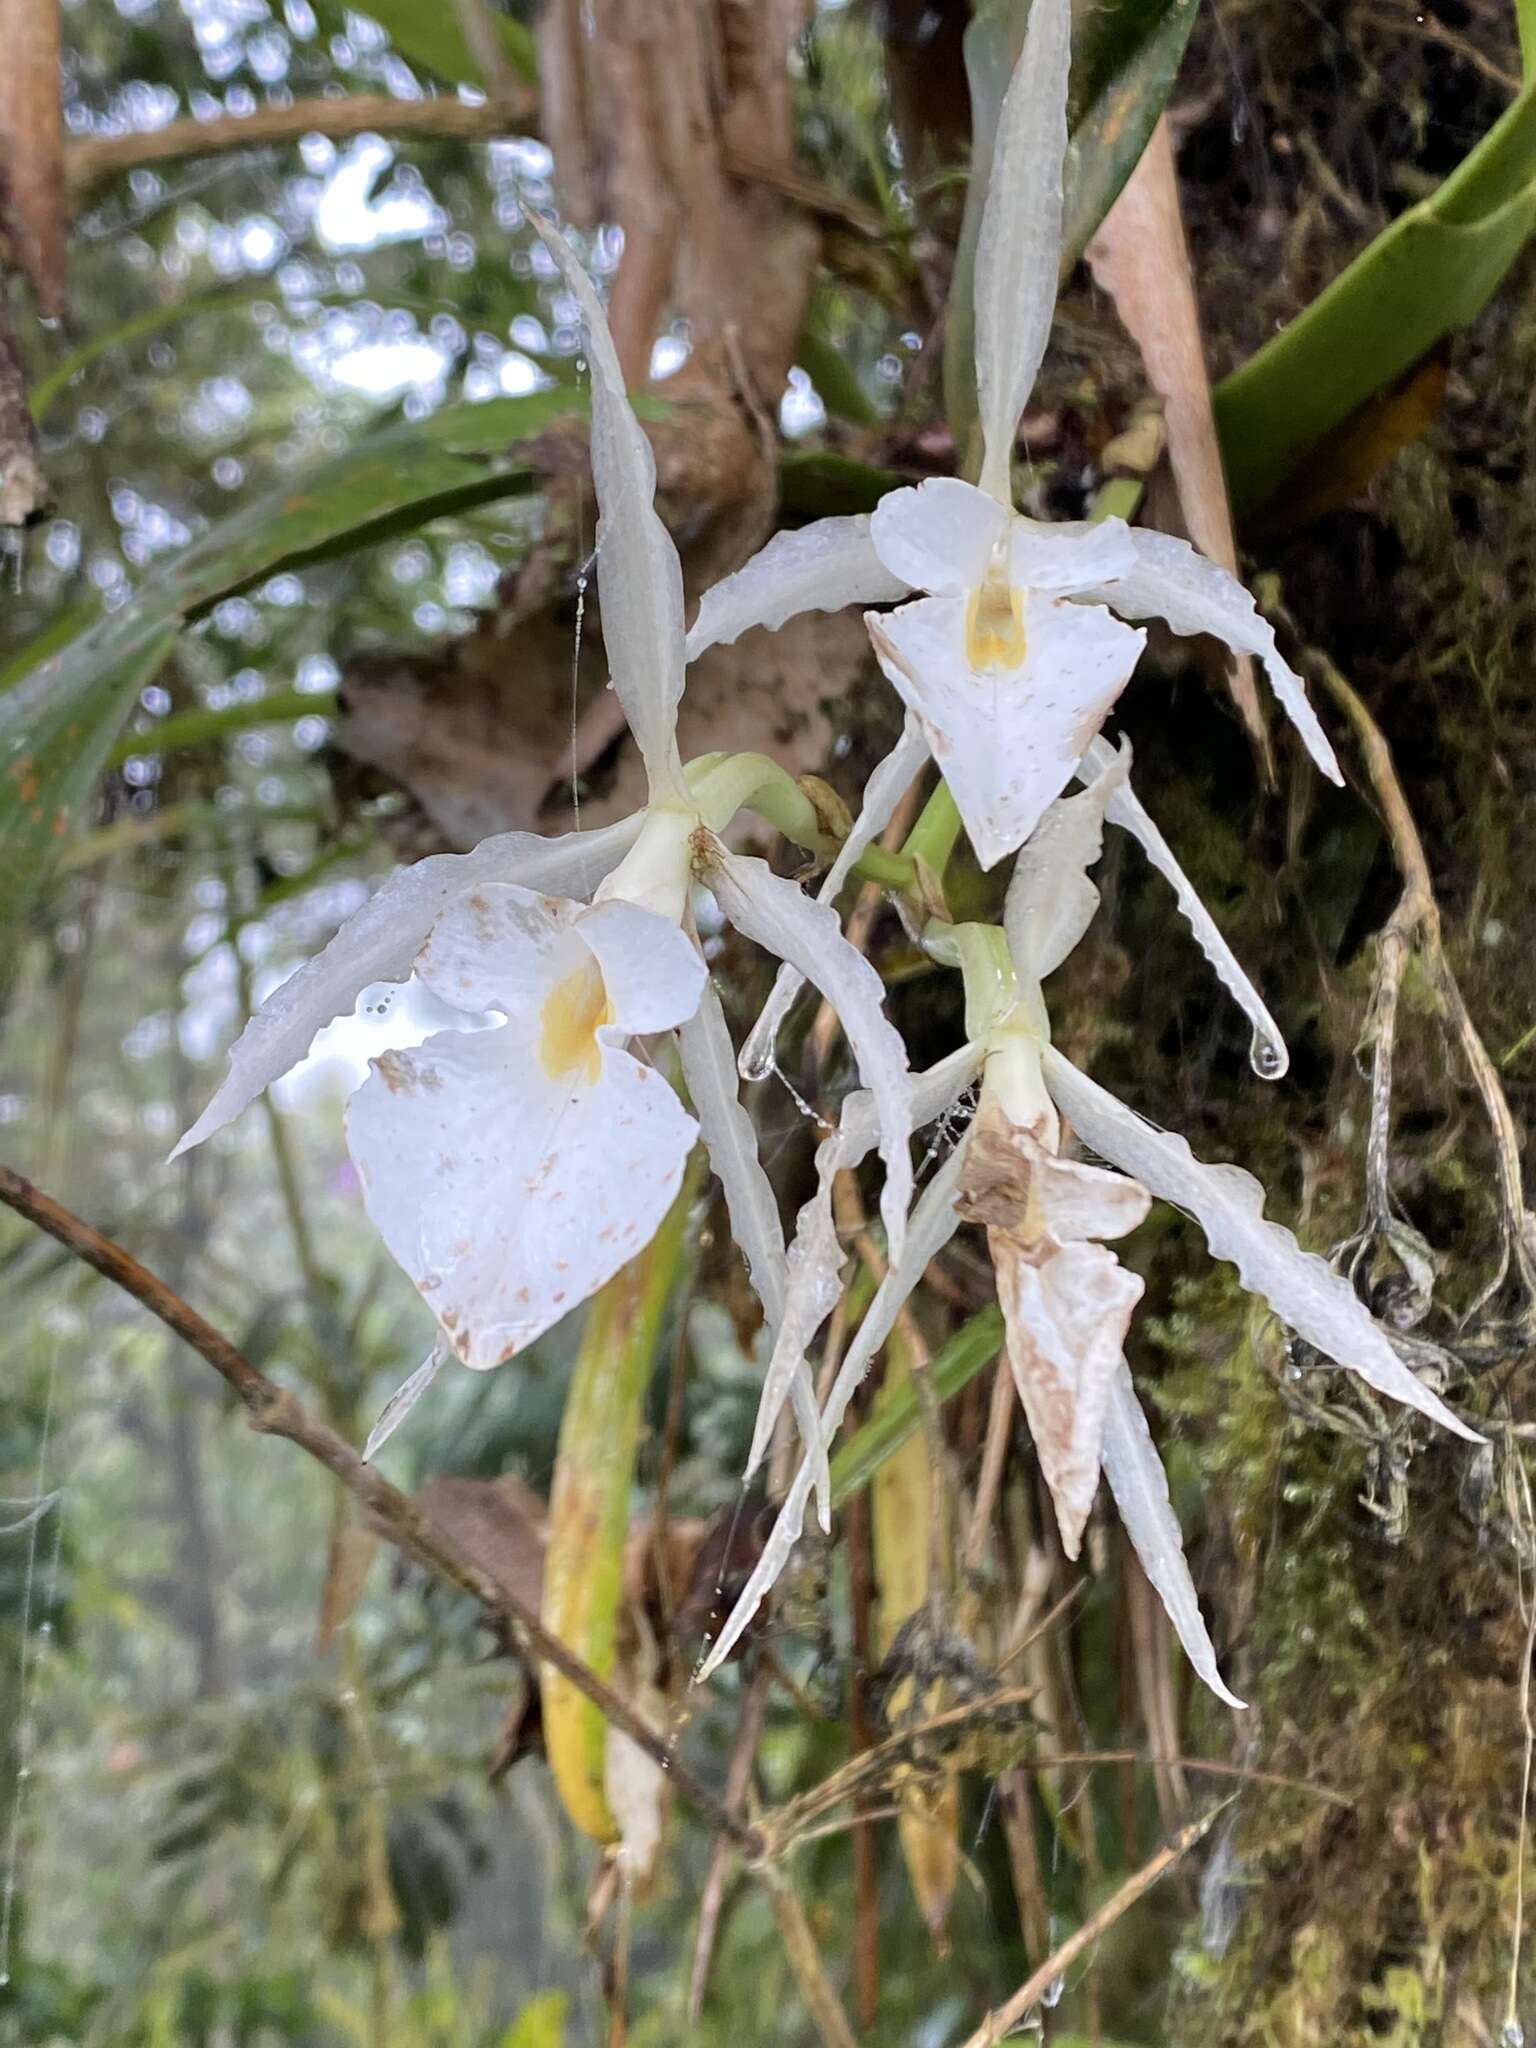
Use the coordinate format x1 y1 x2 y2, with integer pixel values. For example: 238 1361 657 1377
1087 117 1269 771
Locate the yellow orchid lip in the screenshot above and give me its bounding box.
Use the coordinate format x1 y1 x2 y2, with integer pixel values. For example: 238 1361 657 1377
963 554 1028 672
538 955 613 1086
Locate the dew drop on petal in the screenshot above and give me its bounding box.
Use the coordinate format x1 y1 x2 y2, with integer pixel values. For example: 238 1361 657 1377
1249 1030 1288 1081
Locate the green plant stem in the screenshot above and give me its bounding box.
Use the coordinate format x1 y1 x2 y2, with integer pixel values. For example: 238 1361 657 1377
898 780 964 879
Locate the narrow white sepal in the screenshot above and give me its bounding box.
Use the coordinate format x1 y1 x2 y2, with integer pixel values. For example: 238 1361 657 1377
1041 1047 1482 1442
676 979 788 1328
740 1042 987 1500
1078 734 1289 1078
697 1132 972 1681
739 715 929 1083
974 0 1072 501
676 981 829 1516
1101 1356 1246 1709
684 516 910 661
363 1341 449 1463
1004 739 1129 982
744 1126 845 1516
1073 528 1343 784
528 214 689 802
703 842 914 1268
171 815 643 1158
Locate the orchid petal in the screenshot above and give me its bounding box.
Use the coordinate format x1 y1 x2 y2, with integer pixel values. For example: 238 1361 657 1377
576 898 708 1037
1079 734 1289 1078
1008 515 1138 592
748 1147 843 1523
1041 1047 1481 1441
172 816 643 1158
702 842 914 1266
742 1043 986 1527
364 1341 449 1462
1075 528 1343 784
530 216 688 801
412 884 704 1040
676 979 788 1327
974 0 1072 501
740 715 929 1083
996 1236 1143 1558
684 515 910 660
1004 739 1129 982
675 982 829 1516
697 1136 972 1681
349 1018 697 1370
869 479 1009 597
1101 1357 1246 1709
868 594 1145 870
958 1095 1149 1557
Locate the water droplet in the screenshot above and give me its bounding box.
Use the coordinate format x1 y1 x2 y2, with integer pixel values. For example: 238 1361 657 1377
0 1971 11 1987
1042 1975 1065 2009
1249 1031 1289 1081
1502 2025 1524 2048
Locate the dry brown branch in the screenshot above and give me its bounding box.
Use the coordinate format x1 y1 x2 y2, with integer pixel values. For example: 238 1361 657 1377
687 1666 770 2022
758 1673 1349 1856
65 92 883 238
955 1800 1235 2048
0 1162 763 1859
66 96 526 199
0 283 46 523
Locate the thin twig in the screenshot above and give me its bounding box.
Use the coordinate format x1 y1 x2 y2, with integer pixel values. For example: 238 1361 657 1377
962 1357 1017 1579
687 1666 770 2022
759 1672 1349 1853
761 1864 860 2048
67 96 528 198
65 97 885 237
955 1799 1235 2048
0 1165 763 1859
1313 653 1536 1308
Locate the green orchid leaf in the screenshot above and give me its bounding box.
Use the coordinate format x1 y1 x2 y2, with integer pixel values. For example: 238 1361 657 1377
315 0 536 90
1 621 179 942
0 387 585 932
830 1304 1004 1507
1216 74 1536 516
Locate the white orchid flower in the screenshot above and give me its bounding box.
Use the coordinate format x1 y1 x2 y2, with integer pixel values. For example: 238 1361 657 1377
700 750 1475 1696
175 218 913 1459
690 0 1341 904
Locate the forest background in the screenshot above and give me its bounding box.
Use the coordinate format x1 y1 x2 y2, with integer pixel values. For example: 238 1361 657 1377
5 0 1536 2042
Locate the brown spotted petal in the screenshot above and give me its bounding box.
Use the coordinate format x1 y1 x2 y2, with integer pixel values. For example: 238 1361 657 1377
964 1102 1151 1558
993 1233 1144 1559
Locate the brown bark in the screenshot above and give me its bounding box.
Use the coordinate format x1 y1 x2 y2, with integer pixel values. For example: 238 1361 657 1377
333 0 867 850
0 277 45 525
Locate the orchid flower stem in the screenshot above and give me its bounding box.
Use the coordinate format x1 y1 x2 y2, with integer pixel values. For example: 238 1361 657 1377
898 779 965 881
1087 474 1147 525
849 843 917 891
688 751 827 850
